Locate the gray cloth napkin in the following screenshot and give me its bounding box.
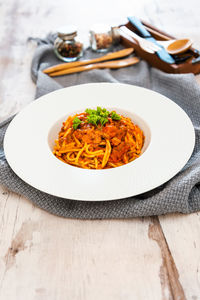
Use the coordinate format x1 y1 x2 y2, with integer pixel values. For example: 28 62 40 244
0 37 200 219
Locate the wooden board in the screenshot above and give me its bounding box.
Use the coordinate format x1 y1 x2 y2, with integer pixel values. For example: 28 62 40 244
120 21 200 74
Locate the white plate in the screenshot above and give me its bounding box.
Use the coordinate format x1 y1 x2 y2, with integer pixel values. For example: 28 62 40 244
4 83 195 201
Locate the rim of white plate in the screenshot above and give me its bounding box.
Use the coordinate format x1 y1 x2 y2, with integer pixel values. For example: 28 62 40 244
4 83 195 201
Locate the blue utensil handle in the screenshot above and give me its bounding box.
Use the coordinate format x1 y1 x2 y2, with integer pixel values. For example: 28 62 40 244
128 16 151 38
128 16 175 64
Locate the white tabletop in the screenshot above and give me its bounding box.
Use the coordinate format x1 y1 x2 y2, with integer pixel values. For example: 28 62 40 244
0 0 200 299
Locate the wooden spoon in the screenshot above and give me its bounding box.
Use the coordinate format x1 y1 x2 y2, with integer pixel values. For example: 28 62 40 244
49 57 140 77
43 48 134 74
167 39 192 55
159 39 193 55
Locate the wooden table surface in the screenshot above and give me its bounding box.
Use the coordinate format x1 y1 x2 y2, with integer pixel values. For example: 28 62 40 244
1 0 200 299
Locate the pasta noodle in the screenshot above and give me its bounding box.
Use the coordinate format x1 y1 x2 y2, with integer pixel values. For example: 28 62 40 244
53 108 145 169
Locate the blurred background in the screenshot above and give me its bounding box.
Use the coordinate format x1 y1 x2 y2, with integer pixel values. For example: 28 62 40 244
0 0 200 120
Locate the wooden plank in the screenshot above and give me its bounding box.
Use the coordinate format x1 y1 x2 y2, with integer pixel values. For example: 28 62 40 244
149 217 186 300
0 190 188 300
0 189 165 300
159 213 200 300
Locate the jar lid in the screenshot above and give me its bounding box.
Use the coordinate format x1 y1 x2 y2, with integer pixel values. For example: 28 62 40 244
57 25 77 39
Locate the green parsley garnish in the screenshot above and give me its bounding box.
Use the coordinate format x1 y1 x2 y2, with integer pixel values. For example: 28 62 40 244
73 117 82 130
85 107 121 128
110 111 121 121
72 108 121 130
86 114 101 127
86 107 110 127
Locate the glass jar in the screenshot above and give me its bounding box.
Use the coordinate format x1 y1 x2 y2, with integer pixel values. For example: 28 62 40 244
90 24 113 53
54 25 83 62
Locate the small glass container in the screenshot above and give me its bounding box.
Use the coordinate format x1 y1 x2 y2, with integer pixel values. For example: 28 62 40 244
54 25 83 62
90 24 113 53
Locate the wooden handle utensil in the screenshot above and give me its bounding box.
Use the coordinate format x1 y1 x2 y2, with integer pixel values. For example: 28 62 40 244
49 56 139 77
43 48 134 74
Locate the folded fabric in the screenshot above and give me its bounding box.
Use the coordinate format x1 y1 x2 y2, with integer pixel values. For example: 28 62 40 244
0 36 200 219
